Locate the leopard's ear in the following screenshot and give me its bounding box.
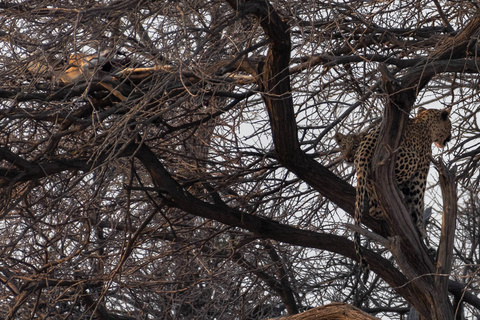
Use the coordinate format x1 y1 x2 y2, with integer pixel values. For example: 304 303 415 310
417 107 427 114
443 106 452 115
441 107 451 120
334 132 344 144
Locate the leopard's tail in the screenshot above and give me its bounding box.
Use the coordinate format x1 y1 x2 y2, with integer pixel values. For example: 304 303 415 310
354 166 369 272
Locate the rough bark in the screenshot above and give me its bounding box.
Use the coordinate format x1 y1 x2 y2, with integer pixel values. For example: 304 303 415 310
265 303 380 320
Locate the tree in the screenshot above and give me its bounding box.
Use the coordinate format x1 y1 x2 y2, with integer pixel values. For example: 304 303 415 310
0 0 480 319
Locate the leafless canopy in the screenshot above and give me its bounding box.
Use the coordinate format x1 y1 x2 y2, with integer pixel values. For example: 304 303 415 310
1 0 480 319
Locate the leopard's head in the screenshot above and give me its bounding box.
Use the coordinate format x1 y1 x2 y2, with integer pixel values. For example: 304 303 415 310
334 131 367 163
417 107 452 148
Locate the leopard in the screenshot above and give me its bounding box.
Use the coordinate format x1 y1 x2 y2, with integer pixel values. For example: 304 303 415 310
334 131 368 164
353 106 452 266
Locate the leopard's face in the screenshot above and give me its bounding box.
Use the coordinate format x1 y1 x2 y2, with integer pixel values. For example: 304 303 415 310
334 132 367 163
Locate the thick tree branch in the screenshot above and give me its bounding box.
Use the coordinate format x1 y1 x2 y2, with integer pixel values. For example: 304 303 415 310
435 160 458 295
129 142 419 301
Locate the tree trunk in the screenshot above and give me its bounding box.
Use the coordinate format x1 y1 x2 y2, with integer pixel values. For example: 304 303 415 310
370 70 456 319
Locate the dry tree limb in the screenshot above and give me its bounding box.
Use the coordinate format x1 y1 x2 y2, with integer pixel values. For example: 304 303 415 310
265 303 380 320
